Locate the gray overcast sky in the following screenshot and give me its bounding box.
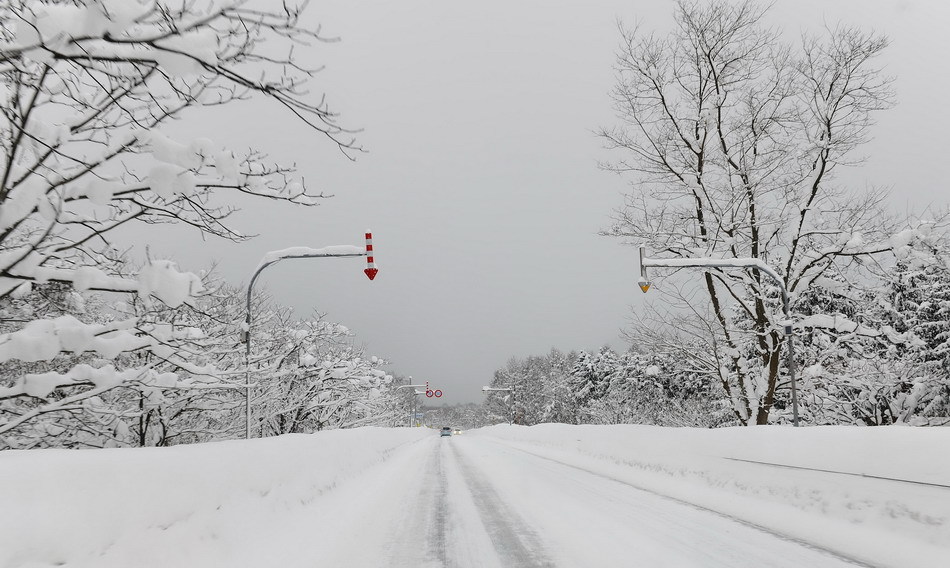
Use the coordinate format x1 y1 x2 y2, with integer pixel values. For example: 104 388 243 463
139 0 949 404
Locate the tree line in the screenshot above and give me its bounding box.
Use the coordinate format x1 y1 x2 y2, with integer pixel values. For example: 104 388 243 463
3 0 947 447
0 268 417 448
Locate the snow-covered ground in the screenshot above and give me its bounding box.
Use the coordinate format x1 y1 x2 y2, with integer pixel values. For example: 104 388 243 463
1 424 947 567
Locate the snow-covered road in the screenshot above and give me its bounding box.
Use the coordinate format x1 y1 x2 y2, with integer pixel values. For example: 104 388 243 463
311 434 864 568
3 425 947 567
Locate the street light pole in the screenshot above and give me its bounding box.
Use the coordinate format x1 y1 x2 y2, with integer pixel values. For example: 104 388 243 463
481 386 514 425
243 238 377 439
410 389 427 427
509 375 514 425
395 383 427 427
638 246 799 426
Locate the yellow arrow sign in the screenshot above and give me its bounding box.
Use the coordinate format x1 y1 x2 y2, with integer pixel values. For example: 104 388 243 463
638 281 652 293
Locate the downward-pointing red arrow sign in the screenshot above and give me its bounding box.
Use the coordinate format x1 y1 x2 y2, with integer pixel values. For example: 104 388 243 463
364 232 377 281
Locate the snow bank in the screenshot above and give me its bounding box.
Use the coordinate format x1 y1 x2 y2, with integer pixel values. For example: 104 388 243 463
471 424 950 568
0 428 430 568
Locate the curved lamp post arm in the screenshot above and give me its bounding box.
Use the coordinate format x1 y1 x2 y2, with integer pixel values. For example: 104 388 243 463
395 382 427 427
481 386 515 425
244 250 368 340
638 246 799 426
641 254 789 315
244 245 372 440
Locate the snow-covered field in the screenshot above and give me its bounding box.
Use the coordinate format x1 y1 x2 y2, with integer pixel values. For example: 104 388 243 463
1 424 947 567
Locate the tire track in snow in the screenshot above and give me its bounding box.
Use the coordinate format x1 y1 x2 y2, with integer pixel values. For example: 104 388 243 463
385 438 448 568
425 441 449 565
448 442 556 568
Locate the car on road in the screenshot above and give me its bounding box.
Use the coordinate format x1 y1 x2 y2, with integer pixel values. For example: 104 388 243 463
440 427 452 437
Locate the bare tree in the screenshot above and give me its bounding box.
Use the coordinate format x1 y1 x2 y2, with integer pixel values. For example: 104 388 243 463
0 0 357 299
0 0 362 443
600 0 895 424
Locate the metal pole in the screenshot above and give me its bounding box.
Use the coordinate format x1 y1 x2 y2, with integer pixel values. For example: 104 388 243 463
638 244 648 282
778 286 799 427
245 325 251 440
788 334 799 426
244 260 280 440
396 383 426 427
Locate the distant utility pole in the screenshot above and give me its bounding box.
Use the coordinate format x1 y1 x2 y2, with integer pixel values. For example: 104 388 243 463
638 245 799 427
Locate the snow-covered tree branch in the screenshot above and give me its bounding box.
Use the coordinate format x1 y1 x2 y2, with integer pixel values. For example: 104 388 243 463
0 0 368 444
1 0 357 300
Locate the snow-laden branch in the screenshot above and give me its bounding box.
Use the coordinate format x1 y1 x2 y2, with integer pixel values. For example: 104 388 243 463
0 315 148 364
1 259 203 307
795 314 878 337
0 0 356 306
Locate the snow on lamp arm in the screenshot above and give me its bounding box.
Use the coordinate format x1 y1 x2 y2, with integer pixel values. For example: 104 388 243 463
395 383 427 427
637 245 799 427
243 235 378 439
481 385 515 425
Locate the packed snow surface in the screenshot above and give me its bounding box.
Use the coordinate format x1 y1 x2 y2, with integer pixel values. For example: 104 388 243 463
1 424 947 567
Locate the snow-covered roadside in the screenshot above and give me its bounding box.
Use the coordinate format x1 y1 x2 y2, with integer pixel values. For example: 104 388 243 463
471 424 950 568
0 428 431 568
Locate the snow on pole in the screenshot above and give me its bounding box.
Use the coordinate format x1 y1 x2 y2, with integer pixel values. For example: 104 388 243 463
364 231 378 280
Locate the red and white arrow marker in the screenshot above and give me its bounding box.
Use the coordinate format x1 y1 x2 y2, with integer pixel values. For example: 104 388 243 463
364 231 378 280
